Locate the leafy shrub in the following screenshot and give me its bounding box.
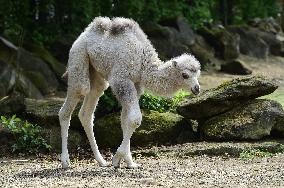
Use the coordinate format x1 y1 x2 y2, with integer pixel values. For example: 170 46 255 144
96 88 121 117
0 115 51 153
97 90 188 114
1 0 281 46
139 91 189 113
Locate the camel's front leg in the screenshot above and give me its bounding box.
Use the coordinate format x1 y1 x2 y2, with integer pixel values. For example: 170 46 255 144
110 78 142 168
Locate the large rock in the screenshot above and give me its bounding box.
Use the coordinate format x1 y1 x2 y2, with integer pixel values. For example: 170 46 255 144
220 59 252 75
252 28 284 56
230 24 284 57
0 92 26 115
200 99 284 140
144 22 190 59
228 26 269 59
24 43 66 79
189 41 214 67
23 98 81 129
144 21 213 68
1 97 197 148
198 27 240 60
49 36 74 64
94 110 196 148
158 16 196 46
188 34 216 68
0 60 43 99
177 76 278 119
0 37 59 96
272 115 284 137
42 127 86 152
249 17 281 34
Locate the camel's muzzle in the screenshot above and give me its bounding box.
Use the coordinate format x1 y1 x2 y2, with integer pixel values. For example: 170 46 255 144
191 85 200 95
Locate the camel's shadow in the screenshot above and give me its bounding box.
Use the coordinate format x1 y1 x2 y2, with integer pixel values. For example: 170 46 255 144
14 166 146 179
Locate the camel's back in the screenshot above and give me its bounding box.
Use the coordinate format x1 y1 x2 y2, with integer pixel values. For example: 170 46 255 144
85 17 158 80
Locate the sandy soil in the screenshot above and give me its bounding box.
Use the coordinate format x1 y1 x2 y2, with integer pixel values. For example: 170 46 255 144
1 141 284 188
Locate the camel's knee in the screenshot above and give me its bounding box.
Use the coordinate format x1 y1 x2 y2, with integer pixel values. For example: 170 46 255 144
59 107 71 123
128 109 142 129
59 95 80 124
78 110 93 127
80 83 91 96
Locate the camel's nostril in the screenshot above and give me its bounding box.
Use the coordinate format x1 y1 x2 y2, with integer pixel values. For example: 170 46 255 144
195 85 200 92
191 85 200 95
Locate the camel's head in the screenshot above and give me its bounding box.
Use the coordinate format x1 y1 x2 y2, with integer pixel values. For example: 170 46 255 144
172 54 201 95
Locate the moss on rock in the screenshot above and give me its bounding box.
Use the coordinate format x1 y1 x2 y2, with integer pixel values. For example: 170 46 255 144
0 37 59 95
177 76 278 119
94 110 197 148
198 27 240 60
272 116 284 137
42 127 86 152
24 98 81 129
23 71 48 93
24 43 66 79
14 97 198 149
201 99 284 140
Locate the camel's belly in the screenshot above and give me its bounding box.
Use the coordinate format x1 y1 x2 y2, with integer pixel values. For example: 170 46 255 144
88 38 143 81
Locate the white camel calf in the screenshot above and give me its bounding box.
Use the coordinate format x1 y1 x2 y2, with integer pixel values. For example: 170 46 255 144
59 17 201 169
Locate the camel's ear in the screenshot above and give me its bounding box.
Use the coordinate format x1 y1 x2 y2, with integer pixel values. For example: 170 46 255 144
172 60 178 68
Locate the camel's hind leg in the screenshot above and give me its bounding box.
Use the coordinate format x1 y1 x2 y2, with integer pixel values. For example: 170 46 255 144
59 42 90 168
78 68 109 166
59 90 81 168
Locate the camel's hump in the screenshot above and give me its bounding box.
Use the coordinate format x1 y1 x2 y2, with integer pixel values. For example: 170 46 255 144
87 17 138 35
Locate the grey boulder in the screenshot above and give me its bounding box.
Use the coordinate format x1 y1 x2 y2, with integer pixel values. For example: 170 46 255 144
200 99 284 140
177 76 278 119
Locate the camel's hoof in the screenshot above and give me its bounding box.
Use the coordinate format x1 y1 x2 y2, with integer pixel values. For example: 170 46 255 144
61 154 70 169
127 162 141 169
99 160 110 167
112 153 122 168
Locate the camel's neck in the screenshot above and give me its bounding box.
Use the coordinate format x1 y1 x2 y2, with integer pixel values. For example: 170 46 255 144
142 61 181 97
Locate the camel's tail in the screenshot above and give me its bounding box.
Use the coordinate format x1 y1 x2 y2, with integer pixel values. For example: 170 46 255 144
61 71 68 80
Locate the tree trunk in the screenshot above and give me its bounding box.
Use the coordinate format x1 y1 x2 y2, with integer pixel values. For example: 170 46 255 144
219 0 235 26
220 0 227 25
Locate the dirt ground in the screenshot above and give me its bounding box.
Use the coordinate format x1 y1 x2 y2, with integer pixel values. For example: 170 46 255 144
1 141 284 188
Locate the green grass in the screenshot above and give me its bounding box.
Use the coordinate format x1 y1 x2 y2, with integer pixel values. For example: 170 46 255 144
239 144 284 160
260 88 284 107
239 149 273 160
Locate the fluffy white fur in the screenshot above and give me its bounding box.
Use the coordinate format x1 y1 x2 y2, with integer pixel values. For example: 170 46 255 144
59 17 201 169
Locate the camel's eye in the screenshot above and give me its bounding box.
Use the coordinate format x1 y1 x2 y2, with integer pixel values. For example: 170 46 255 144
182 73 189 79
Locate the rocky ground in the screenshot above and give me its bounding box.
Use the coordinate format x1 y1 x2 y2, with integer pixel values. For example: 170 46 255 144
1 141 284 187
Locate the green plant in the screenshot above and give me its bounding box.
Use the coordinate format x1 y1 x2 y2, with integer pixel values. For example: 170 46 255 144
0 115 51 153
239 148 273 160
98 88 121 113
139 91 189 113
97 90 189 114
